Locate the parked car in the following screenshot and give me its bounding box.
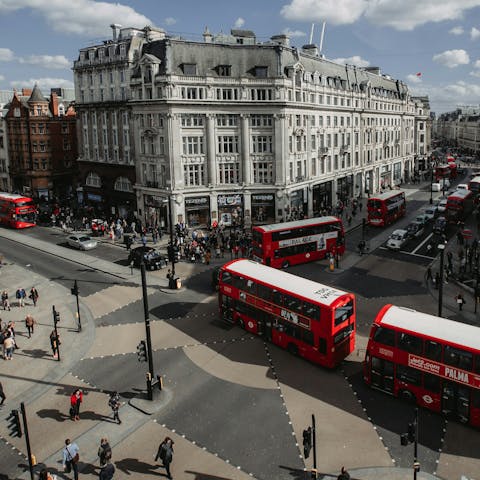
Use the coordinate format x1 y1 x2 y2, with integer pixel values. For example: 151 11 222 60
422 206 437 221
437 199 448 214
414 214 430 226
128 246 167 270
66 234 98 251
433 216 448 235
386 229 409 250
406 222 425 238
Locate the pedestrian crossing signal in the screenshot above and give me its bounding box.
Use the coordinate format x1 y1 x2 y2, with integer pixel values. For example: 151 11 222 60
303 427 312 458
137 340 147 362
8 409 22 437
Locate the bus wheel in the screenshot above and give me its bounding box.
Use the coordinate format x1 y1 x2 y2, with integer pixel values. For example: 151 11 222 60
400 389 415 404
282 260 290 269
287 343 298 356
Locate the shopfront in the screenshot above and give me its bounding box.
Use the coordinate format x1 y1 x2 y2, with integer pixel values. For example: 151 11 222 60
287 188 307 220
251 193 275 225
144 194 168 228
336 175 353 204
218 193 244 227
380 166 392 189
185 196 210 228
312 182 333 216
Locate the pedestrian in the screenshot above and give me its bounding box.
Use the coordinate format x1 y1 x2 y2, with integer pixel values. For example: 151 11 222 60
20 288 26 307
108 391 121 424
70 388 83 421
50 330 60 359
38 468 55 480
141 233 147 247
29 287 39 307
99 459 115 480
0 380 6 405
3 332 15 360
455 293 466 311
98 437 112 466
25 314 36 338
204 249 211 265
426 266 433 283
1 290 11 311
62 438 80 480
15 289 22 307
337 466 350 480
155 436 174 479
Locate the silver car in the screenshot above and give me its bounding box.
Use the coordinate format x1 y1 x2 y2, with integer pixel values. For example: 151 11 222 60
67 234 98 251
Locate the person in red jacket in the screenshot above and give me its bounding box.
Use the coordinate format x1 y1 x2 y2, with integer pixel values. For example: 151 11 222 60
70 389 83 421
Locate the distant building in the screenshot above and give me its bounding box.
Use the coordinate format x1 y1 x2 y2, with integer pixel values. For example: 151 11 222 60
75 25 426 227
412 96 432 172
5 86 77 200
0 106 9 191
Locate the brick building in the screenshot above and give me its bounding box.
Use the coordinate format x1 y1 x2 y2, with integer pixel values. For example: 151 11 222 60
6 85 77 201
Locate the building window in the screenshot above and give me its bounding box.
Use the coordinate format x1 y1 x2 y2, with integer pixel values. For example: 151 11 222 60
250 115 273 127
217 115 238 127
182 136 204 155
181 114 204 127
255 66 268 78
216 88 239 100
253 162 273 184
217 65 232 76
252 136 273 153
114 176 133 192
217 136 239 154
218 163 240 184
184 164 205 186
182 63 197 75
86 172 102 187
250 89 272 101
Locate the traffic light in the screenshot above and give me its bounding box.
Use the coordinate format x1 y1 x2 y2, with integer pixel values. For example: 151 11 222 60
407 422 416 443
167 244 176 263
8 409 22 437
53 310 60 325
302 426 312 458
71 282 79 296
137 340 147 362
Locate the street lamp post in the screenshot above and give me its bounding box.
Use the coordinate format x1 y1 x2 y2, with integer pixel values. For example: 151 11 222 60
168 195 175 286
140 260 155 401
438 243 446 318
430 165 434 205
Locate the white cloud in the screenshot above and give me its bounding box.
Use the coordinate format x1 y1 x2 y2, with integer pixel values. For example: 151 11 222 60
0 74 5 81
332 55 370 67
19 55 70 69
406 73 422 84
282 27 306 38
469 70 480 77
474 59 480 68
449 26 464 35
0 48 14 61
10 77 74 90
433 49 470 68
164 17 176 26
234 17 245 28
281 0 367 25
280 0 480 31
471 27 480 40
0 0 152 37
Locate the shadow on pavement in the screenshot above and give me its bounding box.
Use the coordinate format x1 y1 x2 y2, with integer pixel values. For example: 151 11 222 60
184 471 248 480
115 457 163 476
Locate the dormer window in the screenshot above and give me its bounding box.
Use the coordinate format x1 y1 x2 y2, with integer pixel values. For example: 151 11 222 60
217 65 231 77
182 63 197 75
255 66 268 78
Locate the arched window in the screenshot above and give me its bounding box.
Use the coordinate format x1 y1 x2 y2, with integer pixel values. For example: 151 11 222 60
86 172 101 187
114 176 133 192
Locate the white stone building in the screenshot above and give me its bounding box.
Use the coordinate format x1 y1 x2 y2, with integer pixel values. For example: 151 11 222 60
74 26 423 228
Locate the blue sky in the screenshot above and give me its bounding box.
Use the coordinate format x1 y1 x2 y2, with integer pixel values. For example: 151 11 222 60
1 0 480 113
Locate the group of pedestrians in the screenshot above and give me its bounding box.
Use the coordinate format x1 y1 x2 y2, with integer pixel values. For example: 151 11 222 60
1 320 17 360
1 287 39 310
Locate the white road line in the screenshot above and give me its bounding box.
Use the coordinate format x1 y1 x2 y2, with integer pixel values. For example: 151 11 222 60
412 232 433 254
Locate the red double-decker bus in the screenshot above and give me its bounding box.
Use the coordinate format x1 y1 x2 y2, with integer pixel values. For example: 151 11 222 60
435 163 457 181
251 216 345 269
218 259 355 368
0 192 36 228
445 189 473 223
364 304 480 427
367 190 406 227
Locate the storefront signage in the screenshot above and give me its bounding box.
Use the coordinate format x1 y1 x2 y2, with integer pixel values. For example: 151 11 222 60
252 194 274 203
87 193 102 202
185 196 209 207
218 194 243 206
408 354 480 389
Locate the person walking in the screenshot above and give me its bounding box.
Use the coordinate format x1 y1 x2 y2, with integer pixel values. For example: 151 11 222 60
3 332 15 360
2 290 11 311
20 288 27 307
25 314 36 338
99 460 115 480
70 389 83 421
29 287 39 307
155 436 174 479
0 380 6 405
108 391 121 424
98 437 112 466
455 293 466 311
337 466 350 480
426 266 433 284
62 438 80 480
50 330 60 359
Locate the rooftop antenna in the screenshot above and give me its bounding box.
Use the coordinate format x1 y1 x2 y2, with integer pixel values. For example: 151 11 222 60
319 21 326 54
309 23 315 44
